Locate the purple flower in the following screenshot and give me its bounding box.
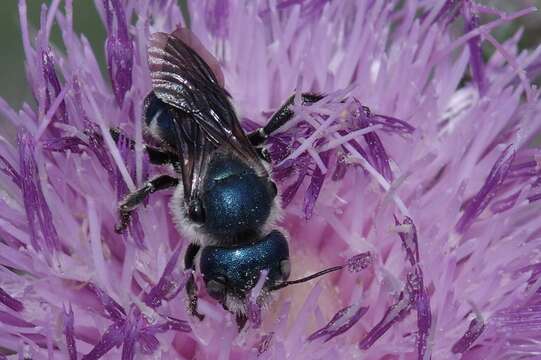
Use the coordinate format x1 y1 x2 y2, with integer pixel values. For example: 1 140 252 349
0 0 540 359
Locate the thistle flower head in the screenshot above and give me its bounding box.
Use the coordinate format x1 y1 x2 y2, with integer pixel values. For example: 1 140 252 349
0 0 541 359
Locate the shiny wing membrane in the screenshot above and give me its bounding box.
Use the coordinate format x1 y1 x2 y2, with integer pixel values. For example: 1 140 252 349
148 30 261 201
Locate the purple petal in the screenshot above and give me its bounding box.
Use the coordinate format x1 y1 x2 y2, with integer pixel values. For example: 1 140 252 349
490 191 521 213
357 267 424 350
407 264 434 360
407 265 424 296
346 252 373 273
204 0 230 37
0 310 34 327
308 304 368 342
273 158 296 182
350 102 393 181
508 160 538 180
451 316 486 354
18 131 61 252
143 246 187 308
303 151 331 219
405 265 433 359
84 125 115 178
63 304 77 360
121 324 137 360
324 306 369 343
165 317 192 333
331 152 348 181
42 136 87 154
268 134 294 163
104 0 133 107
525 59 541 82
241 117 261 132
257 332 274 355
115 135 131 201
247 301 262 328
86 283 126 322
142 317 191 334
528 193 541 203
463 4 486 95
138 333 160 354
128 211 146 250
0 154 21 186
82 321 125 360
0 287 24 312
337 131 370 176
416 289 432 360
281 170 308 208
41 49 68 126
359 290 414 349
73 80 114 178
371 114 415 135
262 0 330 17
395 216 420 266
434 0 463 24
456 145 516 233
347 140 369 170
246 270 268 328
362 125 393 182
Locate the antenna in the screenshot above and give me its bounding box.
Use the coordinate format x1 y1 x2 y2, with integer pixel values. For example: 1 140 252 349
268 252 372 291
269 265 344 291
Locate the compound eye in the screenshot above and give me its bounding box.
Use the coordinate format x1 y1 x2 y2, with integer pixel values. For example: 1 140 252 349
206 276 227 301
188 198 205 223
280 259 291 280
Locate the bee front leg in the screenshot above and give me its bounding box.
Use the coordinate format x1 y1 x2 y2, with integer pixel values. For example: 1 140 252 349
248 92 324 147
115 175 178 233
184 243 205 321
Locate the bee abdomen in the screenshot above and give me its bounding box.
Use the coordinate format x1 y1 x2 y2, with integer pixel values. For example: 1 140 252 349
143 92 179 148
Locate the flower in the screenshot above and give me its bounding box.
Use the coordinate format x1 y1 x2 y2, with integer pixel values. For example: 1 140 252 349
0 0 540 359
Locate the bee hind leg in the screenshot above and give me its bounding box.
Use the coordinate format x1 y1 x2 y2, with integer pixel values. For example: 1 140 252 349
184 243 205 321
248 92 324 147
115 175 178 233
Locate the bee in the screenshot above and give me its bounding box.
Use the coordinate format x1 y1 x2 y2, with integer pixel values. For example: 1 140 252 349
114 29 342 327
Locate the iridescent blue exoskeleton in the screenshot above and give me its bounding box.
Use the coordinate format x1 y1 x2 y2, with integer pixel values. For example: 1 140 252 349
114 29 339 327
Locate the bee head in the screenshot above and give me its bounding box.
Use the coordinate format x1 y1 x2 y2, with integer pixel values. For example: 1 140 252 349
190 153 277 239
199 230 290 305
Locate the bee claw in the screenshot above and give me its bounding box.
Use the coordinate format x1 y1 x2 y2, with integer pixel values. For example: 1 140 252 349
194 311 205 321
114 222 127 234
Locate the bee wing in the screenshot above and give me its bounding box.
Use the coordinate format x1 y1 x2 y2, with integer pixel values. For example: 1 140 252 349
148 30 264 201
168 108 213 201
148 30 258 161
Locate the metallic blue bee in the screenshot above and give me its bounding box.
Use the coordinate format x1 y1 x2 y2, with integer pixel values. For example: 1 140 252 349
114 29 339 327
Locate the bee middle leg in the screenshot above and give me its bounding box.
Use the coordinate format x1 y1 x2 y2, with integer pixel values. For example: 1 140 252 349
248 92 324 148
109 128 179 165
184 243 205 320
115 174 178 233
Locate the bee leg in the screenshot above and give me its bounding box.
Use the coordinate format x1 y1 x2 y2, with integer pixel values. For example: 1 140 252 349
184 243 205 320
255 147 272 163
216 302 246 330
115 175 178 233
236 313 248 331
248 92 324 147
109 127 179 165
